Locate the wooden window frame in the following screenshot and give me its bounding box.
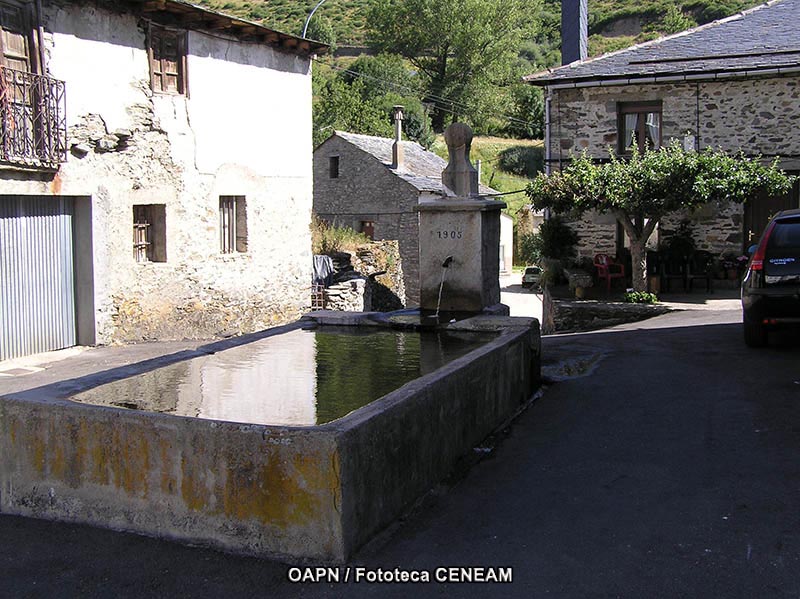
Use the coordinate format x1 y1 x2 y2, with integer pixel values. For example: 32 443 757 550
147 23 188 96
220 195 248 254
0 0 39 74
617 101 662 155
133 204 167 263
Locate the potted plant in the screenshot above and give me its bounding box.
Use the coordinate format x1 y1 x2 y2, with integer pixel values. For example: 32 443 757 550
721 252 747 280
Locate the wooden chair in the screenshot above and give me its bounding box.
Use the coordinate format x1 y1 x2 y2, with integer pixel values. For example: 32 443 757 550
660 251 687 292
594 254 625 291
686 250 714 293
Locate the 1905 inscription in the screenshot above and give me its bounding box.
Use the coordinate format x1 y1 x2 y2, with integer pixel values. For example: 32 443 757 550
437 230 463 239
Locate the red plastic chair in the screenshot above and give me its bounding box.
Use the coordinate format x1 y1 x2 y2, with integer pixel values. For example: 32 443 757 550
594 254 625 291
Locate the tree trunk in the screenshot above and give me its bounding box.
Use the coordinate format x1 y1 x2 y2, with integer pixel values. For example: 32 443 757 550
629 239 647 292
613 210 659 293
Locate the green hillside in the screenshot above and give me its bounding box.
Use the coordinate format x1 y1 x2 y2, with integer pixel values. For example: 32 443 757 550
196 0 371 43
195 0 763 60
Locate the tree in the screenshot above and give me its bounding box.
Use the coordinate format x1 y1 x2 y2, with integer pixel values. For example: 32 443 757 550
660 6 697 34
526 143 795 291
312 55 435 148
313 77 393 147
304 15 337 53
367 0 540 131
506 83 544 139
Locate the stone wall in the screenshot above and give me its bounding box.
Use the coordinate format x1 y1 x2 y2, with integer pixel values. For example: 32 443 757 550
542 288 669 334
314 135 421 305
548 77 800 164
324 278 371 312
0 2 315 347
547 76 800 258
321 241 405 312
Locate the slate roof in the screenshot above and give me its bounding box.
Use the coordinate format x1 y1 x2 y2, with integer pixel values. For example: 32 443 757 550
334 131 497 195
525 0 800 86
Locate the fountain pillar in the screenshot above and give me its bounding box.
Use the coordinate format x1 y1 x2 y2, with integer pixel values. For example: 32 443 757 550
417 123 507 314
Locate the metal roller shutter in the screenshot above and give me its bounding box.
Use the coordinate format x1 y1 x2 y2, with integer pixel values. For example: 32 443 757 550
0 195 76 361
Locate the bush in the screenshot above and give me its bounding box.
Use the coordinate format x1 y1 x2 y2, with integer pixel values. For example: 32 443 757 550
518 217 578 265
623 291 658 304
518 231 543 265
311 216 369 255
497 145 544 178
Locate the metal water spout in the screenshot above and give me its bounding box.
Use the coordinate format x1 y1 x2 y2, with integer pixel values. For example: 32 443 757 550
435 256 455 319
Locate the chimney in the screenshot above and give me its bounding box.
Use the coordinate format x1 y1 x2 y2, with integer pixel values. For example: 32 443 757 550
561 0 588 65
392 105 404 170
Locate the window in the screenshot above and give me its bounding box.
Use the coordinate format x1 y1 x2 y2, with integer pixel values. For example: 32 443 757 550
360 220 374 240
618 101 662 154
329 156 339 179
0 1 33 73
220 196 247 253
148 24 187 95
133 204 167 263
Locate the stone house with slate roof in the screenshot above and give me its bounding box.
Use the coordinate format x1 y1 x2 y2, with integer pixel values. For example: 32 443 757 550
526 0 800 261
313 129 506 306
0 0 326 361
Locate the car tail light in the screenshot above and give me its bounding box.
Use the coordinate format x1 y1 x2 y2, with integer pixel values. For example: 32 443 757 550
750 220 778 271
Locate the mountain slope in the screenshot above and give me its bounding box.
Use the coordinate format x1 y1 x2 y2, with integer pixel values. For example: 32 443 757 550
194 0 764 60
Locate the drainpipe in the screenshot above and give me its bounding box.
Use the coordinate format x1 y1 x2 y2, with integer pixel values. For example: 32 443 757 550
544 88 552 176
35 0 47 73
392 105 404 170
543 88 552 220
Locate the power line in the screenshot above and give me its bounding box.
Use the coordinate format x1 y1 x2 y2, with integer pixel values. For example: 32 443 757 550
313 57 540 129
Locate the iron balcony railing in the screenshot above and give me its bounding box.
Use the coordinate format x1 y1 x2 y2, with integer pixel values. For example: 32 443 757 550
0 66 67 169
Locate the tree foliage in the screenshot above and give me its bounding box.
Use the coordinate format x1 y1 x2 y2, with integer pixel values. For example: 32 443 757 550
304 15 337 52
526 143 795 290
367 0 540 131
313 55 434 148
518 217 578 265
506 84 545 140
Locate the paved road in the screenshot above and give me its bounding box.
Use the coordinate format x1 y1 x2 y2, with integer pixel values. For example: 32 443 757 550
500 273 543 322
2 307 800 598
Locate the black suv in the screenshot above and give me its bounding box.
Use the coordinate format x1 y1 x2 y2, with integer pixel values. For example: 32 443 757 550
741 208 800 346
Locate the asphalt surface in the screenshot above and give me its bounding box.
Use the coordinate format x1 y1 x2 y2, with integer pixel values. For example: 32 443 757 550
2 306 800 598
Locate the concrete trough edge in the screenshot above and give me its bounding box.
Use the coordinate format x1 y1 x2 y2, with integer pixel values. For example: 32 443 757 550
0 313 541 563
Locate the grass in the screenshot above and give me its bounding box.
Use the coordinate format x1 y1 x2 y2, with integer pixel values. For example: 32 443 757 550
430 136 543 221
311 215 369 254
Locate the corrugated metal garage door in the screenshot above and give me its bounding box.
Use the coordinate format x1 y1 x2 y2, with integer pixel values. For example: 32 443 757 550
0 196 76 361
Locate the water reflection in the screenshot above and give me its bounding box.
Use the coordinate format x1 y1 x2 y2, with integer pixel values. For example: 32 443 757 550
72 327 494 426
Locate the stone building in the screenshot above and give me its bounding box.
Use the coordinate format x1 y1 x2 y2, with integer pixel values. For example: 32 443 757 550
525 0 800 260
0 0 326 360
313 126 504 305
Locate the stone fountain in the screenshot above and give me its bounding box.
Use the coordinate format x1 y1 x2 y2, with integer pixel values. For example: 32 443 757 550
417 123 508 315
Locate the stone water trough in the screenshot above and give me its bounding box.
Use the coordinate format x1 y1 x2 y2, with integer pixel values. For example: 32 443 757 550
0 311 540 563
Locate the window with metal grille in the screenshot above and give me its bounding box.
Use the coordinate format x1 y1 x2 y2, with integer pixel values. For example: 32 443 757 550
133 204 167 263
148 24 187 95
219 196 247 253
618 101 662 155
329 156 339 178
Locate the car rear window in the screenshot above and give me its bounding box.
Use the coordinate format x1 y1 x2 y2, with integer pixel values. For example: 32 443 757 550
525 267 540 275
767 217 800 249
